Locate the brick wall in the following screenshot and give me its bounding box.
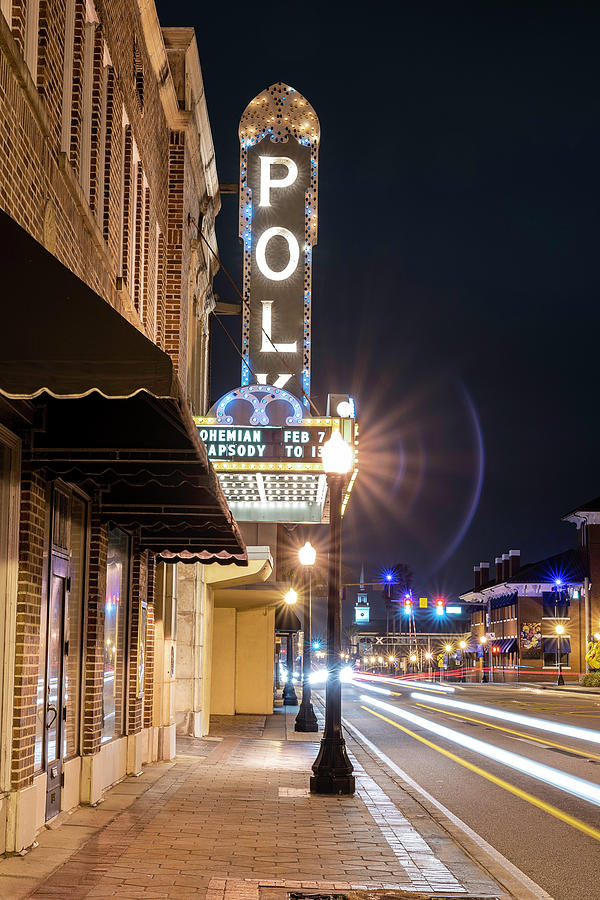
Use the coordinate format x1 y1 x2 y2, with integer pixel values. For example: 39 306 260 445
11 462 46 790
81 505 108 756
143 559 155 729
127 539 147 735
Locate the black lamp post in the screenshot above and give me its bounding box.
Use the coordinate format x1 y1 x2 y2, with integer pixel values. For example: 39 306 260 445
311 431 355 795
282 589 299 706
295 542 318 732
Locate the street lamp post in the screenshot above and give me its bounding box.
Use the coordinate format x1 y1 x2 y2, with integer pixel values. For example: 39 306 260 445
311 431 355 795
444 644 452 682
480 634 488 683
555 624 565 686
425 651 432 681
282 589 299 706
296 542 318 731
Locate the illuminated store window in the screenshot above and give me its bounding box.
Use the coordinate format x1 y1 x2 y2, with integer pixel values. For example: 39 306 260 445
102 527 130 743
63 495 86 758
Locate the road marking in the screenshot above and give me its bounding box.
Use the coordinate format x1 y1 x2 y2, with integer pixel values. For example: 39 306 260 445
415 702 600 762
361 705 600 844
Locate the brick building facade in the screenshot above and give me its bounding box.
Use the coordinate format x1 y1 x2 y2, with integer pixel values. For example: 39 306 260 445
0 0 244 853
461 545 590 683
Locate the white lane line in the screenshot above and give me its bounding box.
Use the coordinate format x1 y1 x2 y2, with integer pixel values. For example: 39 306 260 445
342 712 553 900
410 690 600 745
362 696 600 808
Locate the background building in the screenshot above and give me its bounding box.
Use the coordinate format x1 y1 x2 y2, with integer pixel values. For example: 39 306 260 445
461 547 588 681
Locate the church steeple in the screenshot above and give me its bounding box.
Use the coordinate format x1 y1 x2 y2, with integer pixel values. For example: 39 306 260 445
355 563 370 623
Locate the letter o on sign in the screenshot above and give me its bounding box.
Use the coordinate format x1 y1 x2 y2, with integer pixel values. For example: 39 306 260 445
255 226 299 281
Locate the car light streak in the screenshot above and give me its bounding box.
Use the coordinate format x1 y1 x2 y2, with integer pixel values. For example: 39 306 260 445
360 695 600 808
414 702 600 763
360 704 600 844
353 673 455 693
410 692 600 746
350 679 391 696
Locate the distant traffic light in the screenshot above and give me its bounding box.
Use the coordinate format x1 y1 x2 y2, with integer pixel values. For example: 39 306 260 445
403 596 412 614
435 598 444 616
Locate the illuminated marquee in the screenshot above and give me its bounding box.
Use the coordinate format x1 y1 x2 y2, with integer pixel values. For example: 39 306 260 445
238 83 319 404
198 425 332 461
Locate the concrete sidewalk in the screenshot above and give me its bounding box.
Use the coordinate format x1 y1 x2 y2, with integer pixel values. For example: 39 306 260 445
0 702 551 900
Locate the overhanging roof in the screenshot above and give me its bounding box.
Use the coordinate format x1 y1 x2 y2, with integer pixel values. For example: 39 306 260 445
0 211 245 562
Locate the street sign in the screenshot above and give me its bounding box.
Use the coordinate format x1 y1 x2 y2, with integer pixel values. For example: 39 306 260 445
419 597 427 608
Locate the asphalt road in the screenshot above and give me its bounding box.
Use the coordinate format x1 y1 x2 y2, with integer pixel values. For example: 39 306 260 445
334 678 600 900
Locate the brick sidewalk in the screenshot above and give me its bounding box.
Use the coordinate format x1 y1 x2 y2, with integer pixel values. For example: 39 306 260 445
0 708 521 899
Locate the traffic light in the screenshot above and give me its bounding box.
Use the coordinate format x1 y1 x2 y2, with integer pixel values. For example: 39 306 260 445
492 645 500 654
435 598 444 616
403 596 412 614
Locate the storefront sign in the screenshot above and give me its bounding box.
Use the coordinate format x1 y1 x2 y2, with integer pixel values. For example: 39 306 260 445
238 83 320 405
197 424 331 461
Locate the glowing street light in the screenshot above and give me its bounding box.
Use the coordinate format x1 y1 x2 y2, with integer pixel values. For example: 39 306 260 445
311 431 355 795
296 541 318 733
284 588 298 605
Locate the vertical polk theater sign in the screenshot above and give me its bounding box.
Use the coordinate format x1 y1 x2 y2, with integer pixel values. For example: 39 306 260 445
238 83 320 408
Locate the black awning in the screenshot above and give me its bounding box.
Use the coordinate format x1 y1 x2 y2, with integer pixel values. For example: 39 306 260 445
500 638 517 653
543 636 571 653
0 210 178 400
0 212 245 563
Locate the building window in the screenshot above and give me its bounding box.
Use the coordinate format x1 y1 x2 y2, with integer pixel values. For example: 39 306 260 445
102 527 130 743
60 0 75 153
24 0 40 78
544 652 569 668
63 494 86 759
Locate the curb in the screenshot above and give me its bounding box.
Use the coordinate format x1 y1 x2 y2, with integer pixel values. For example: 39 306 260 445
338 712 554 900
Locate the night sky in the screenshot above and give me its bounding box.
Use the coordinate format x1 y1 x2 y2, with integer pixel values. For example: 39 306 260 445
157 1 600 602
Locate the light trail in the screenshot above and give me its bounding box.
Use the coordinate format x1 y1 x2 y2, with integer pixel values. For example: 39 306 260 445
349 679 391 696
361 704 600 844
360 695 600 808
410 691 600 746
415 702 600 763
352 673 455 693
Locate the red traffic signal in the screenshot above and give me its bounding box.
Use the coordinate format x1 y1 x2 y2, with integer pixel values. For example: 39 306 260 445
435 598 444 616
492 645 500 654
403 597 412 611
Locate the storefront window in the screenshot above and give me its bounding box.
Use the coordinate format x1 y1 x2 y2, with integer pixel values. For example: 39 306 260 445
63 494 86 758
102 527 130 743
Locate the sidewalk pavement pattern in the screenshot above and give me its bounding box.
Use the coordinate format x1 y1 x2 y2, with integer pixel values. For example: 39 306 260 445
0 701 549 900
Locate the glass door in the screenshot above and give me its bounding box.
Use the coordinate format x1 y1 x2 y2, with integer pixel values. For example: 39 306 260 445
45 553 68 821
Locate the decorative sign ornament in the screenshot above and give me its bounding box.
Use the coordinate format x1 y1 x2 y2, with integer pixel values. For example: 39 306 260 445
238 83 320 406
